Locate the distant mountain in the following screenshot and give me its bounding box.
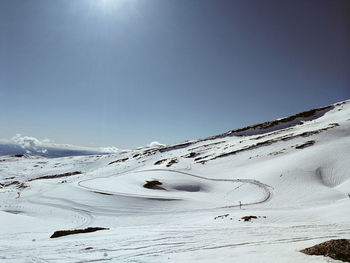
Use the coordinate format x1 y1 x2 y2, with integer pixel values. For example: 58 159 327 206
0 142 110 158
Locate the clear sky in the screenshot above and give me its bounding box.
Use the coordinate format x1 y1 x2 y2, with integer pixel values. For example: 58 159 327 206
1 0 349 148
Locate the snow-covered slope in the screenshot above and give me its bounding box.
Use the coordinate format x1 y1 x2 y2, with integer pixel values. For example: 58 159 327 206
1 100 349 263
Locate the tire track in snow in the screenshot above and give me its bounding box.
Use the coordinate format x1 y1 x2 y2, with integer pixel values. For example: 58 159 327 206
77 168 273 210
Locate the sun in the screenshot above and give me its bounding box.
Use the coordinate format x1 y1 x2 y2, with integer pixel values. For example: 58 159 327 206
100 0 113 5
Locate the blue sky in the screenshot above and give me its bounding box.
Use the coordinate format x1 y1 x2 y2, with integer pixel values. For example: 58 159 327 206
1 0 349 148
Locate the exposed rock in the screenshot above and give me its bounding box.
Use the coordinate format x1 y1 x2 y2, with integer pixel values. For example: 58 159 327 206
154 159 167 165
28 171 82 181
182 152 198 158
50 227 109 238
108 158 129 165
166 159 178 167
241 216 258 222
300 239 350 262
295 140 315 149
143 180 165 190
214 214 229 220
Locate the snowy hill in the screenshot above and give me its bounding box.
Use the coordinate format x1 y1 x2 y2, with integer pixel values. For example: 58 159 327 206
1 99 349 262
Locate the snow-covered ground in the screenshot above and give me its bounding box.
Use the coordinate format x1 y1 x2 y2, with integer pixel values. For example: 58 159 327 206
1 100 349 262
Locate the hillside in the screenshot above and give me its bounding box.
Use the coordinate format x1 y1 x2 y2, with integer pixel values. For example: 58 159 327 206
1 99 349 263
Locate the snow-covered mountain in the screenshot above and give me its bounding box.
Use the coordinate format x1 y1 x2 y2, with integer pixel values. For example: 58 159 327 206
1 99 349 262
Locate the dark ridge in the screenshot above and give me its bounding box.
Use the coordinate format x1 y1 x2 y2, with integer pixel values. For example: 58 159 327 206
141 104 336 155
188 141 226 151
181 152 199 158
251 127 295 140
226 105 333 137
50 227 109 238
201 123 338 163
158 142 194 153
166 159 178 167
12 154 25 158
295 140 315 149
0 181 28 189
194 155 211 162
93 191 113 196
301 239 350 262
154 159 167 165
108 158 129 165
28 171 82 181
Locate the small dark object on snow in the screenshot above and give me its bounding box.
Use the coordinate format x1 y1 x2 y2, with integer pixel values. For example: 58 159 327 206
143 180 164 190
300 239 350 262
241 216 258 222
50 227 109 238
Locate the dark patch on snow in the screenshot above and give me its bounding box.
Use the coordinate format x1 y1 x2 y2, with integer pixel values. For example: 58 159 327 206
12 154 25 158
93 191 113 196
173 185 201 192
28 171 82 181
108 158 129 165
3 210 22 214
241 216 258 222
50 227 109 238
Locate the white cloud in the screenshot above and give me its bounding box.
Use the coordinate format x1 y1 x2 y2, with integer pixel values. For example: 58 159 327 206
11 134 42 148
10 134 48 154
148 141 165 148
99 146 119 153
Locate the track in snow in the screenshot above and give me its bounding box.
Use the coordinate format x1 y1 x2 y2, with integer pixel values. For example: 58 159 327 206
77 168 273 210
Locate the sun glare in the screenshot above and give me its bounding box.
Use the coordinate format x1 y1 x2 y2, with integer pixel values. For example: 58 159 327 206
100 0 112 5
95 0 136 11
